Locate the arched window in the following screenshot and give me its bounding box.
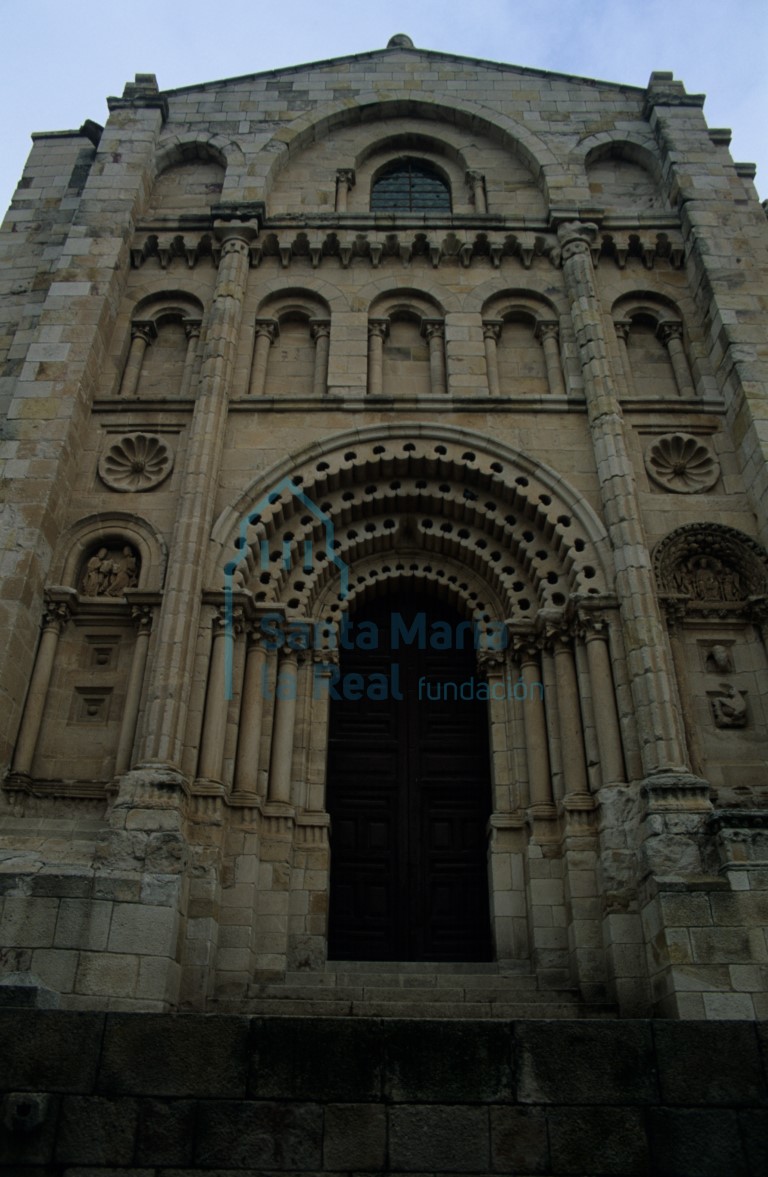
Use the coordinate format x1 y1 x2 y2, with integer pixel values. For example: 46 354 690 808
371 159 451 212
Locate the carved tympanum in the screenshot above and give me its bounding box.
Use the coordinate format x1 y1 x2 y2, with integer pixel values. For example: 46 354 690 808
655 523 768 604
80 545 139 597
644 433 719 493
99 433 173 492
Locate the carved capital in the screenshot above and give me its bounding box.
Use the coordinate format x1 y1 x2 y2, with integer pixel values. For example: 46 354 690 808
336 168 356 190
482 319 503 343
310 319 331 342
534 319 560 345
613 319 633 344
656 320 684 347
183 318 202 341
253 318 279 343
368 318 390 341
131 320 157 346
556 220 598 260
422 319 445 342
42 587 78 633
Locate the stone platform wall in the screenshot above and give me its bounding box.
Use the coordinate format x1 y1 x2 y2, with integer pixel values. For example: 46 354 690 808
1 1012 766 1175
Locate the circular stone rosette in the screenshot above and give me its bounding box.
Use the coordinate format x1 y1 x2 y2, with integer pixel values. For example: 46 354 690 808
98 433 173 492
644 433 719 494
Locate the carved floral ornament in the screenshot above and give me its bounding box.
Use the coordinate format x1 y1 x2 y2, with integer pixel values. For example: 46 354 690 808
644 432 719 493
98 433 174 492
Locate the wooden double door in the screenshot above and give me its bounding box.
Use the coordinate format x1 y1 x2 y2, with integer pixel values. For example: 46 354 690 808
326 591 493 961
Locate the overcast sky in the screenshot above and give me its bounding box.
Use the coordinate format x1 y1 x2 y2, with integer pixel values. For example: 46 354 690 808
1 0 766 214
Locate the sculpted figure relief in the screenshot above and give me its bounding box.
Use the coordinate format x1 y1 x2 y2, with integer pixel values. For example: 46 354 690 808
710 682 748 728
79 544 139 597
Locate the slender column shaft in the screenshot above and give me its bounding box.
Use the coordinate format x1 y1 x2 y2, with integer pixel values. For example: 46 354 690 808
249 320 277 397
658 322 695 397
234 637 267 797
423 321 447 395
268 650 300 804
335 168 355 212
613 320 637 397
367 319 388 396
551 636 589 795
119 322 155 397
519 648 553 808
483 321 502 396
179 319 201 399
138 225 256 769
535 321 566 396
582 619 626 785
114 606 152 775
310 320 331 397
467 170 487 213
12 595 75 776
198 616 230 784
558 221 688 774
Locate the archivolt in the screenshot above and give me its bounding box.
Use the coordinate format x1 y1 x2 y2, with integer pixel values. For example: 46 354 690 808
213 425 612 621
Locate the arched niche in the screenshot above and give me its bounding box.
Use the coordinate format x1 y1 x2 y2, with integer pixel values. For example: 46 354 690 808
369 290 445 398
54 513 168 593
252 290 332 398
119 292 204 399
266 107 548 218
585 141 667 213
149 142 226 215
481 291 565 397
612 293 691 400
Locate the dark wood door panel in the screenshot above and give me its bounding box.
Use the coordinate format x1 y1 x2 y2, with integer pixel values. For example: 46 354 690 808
327 590 492 961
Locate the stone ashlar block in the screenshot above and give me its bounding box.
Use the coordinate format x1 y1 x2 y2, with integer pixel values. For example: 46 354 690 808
194 1100 323 1170
383 1019 513 1103
135 1097 196 1167
389 1104 489 1172
98 1013 250 1098
0 1010 104 1092
249 1016 384 1101
647 1108 749 1177
107 903 178 957
323 1102 387 1169
490 1105 550 1174
54 899 112 951
56 1094 138 1165
654 1021 767 1105
548 1106 649 1176
516 1021 658 1105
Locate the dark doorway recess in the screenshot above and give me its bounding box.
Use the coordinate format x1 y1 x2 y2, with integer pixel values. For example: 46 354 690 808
326 589 493 961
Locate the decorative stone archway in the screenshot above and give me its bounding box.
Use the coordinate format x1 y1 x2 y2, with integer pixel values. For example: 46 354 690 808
206 426 628 989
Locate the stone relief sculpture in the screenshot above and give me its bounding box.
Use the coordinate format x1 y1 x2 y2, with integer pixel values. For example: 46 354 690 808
705 644 734 674
644 432 719 493
710 682 748 728
654 523 768 604
98 433 173 492
79 545 139 597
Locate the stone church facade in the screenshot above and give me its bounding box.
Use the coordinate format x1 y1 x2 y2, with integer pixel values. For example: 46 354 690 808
1 34 767 1021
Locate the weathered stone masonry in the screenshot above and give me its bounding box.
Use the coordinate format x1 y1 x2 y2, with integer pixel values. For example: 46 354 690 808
0 38 767 1029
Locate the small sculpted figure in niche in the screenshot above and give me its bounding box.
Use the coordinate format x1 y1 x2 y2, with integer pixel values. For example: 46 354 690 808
705 644 733 674
106 547 138 597
710 682 748 728
81 548 108 596
79 544 139 597
674 556 744 602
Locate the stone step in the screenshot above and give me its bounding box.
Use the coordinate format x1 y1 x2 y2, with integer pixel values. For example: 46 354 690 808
325 960 506 975
278 970 540 991
250 983 577 1004
228 997 618 1019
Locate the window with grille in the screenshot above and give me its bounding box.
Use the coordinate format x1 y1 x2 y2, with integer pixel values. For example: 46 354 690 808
371 159 451 212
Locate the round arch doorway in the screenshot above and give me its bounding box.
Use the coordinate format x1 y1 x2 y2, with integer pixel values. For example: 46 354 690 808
326 588 493 961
